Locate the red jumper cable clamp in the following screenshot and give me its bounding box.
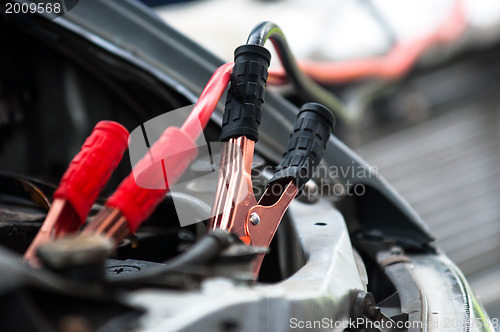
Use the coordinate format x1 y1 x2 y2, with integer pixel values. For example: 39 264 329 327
24 121 129 264
80 63 233 245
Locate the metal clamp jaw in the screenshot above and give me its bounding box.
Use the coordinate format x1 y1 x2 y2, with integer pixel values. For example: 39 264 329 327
208 137 298 250
209 98 335 274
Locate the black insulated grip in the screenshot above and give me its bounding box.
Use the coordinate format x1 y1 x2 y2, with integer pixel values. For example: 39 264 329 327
269 102 335 191
219 44 271 142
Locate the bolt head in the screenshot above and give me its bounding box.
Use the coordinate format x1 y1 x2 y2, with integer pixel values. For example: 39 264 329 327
249 212 260 225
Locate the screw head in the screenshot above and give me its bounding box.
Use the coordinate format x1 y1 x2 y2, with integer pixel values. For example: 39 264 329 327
249 212 260 225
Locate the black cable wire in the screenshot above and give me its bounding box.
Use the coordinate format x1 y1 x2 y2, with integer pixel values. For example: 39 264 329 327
161 229 231 268
108 229 234 285
247 21 355 122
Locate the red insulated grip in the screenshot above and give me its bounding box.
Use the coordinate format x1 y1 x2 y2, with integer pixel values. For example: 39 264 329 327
53 121 130 223
106 127 198 233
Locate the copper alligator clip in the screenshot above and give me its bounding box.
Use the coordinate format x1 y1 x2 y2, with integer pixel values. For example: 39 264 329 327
208 136 298 249
209 100 335 275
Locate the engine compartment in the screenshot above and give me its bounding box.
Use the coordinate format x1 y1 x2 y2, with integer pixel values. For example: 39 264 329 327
0 4 494 331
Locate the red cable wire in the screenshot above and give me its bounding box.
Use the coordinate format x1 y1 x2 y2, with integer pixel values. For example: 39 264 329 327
268 0 466 84
105 63 234 232
181 62 234 141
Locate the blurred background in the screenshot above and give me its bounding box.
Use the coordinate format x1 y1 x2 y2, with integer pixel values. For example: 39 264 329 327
141 0 500 326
